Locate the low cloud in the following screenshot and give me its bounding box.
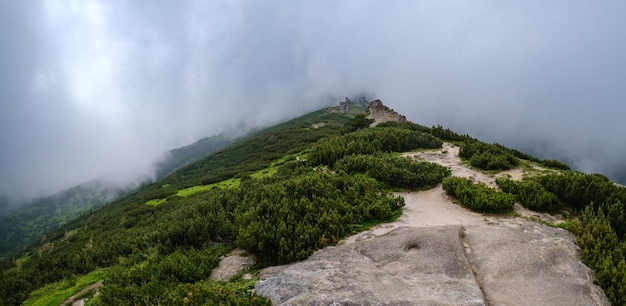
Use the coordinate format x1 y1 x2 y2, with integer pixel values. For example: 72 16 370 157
1 1 625 200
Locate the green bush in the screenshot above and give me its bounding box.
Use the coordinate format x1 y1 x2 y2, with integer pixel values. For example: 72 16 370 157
539 173 616 209
442 177 515 213
376 121 471 142
341 113 374 133
234 170 404 265
335 154 451 189
496 177 561 212
92 242 272 305
459 141 520 171
573 207 626 305
308 127 442 166
540 159 570 170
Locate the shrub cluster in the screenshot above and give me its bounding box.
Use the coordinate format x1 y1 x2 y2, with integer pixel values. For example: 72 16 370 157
574 207 626 305
308 127 442 166
495 177 561 212
335 154 451 190
234 170 404 265
539 173 618 210
540 159 570 170
340 113 374 133
375 121 471 142
93 246 271 305
459 141 520 171
458 139 570 172
442 177 515 213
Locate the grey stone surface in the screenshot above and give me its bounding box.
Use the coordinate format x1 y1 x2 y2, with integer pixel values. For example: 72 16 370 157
465 219 609 306
255 221 609 306
366 99 407 127
256 226 485 305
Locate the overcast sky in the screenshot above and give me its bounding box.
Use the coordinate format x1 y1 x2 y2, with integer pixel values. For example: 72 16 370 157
1 0 625 199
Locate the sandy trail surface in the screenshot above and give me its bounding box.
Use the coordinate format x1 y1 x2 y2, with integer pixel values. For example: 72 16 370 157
344 142 548 244
403 142 523 187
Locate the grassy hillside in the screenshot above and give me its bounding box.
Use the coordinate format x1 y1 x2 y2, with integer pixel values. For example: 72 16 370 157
153 134 233 180
0 104 625 305
0 105 375 304
0 182 125 261
0 130 232 261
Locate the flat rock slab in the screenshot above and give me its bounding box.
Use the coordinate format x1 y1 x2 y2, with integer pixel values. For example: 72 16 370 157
256 220 609 305
256 226 485 305
465 219 608 306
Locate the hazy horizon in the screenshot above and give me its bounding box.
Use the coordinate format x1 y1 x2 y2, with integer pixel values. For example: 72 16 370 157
1 1 625 201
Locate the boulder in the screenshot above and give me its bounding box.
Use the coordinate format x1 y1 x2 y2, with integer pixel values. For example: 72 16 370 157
256 220 609 305
366 99 407 126
256 226 485 305
464 219 608 306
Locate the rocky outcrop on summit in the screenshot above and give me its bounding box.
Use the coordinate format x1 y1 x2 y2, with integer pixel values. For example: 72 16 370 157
339 97 351 113
367 99 407 127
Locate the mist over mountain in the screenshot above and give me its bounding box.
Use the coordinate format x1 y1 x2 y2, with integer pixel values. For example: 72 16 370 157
1 1 625 200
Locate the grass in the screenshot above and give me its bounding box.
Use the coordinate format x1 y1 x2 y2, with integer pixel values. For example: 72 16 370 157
146 198 167 206
146 177 246 204
145 153 307 205
176 178 241 197
22 268 107 306
250 151 308 179
250 167 279 179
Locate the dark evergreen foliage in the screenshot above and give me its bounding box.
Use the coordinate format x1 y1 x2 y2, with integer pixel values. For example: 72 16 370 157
308 126 442 166
235 169 404 265
574 207 626 305
540 159 570 170
335 154 451 189
496 177 561 212
442 176 515 213
340 113 374 133
375 121 471 142
459 140 520 170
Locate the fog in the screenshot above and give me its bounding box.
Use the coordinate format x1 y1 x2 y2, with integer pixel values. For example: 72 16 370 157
1 0 625 200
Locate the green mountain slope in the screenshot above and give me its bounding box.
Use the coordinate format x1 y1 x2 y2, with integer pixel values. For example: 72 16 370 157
153 134 233 180
0 182 125 260
0 130 233 260
0 105 373 304
0 103 625 305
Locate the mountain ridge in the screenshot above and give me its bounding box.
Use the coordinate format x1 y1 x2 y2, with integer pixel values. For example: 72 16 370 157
1 100 625 305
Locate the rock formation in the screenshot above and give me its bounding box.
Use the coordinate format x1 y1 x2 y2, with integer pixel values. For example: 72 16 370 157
339 97 351 113
256 221 608 305
257 226 484 305
366 99 407 126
